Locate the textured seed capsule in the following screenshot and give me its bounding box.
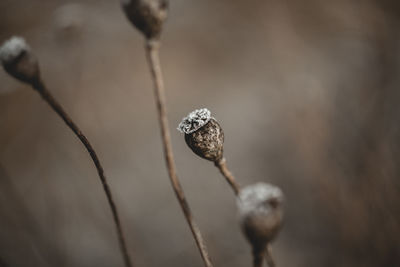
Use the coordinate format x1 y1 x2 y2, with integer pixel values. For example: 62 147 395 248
178 108 224 162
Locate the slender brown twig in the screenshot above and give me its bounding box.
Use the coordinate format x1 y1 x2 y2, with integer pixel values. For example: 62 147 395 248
30 78 133 267
252 248 264 267
252 244 276 267
214 158 240 195
265 244 276 267
145 39 213 267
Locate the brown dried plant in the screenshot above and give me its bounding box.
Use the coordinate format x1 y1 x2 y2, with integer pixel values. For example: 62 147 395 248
179 109 285 267
0 37 133 267
121 1 214 267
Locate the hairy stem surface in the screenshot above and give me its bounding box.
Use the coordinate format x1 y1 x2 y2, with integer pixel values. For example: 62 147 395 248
145 39 213 267
32 79 133 267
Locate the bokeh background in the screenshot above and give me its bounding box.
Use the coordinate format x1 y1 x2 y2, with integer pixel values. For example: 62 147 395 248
1 0 400 266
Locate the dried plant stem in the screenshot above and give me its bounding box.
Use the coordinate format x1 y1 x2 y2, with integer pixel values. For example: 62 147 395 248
30 78 133 267
265 244 276 267
215 158 240 195
252 244 275 267
252 247 264 267
145 39 213 267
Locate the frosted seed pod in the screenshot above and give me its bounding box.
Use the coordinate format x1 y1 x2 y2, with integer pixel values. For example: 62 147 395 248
178 108 224 162
237 183 284 250
0 36 40 85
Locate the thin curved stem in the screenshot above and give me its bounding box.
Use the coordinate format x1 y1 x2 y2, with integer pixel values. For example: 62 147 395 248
31 78 133 267
214 158 240 195
145 39 213 267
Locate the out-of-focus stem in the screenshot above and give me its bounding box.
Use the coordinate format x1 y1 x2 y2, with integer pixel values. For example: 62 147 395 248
265 244 276 267
252 247 264 267
252 244 276 267
145 39 213 267
31 78 133 267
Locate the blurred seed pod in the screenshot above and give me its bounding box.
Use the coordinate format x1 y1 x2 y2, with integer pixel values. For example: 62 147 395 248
237 182 284 251
0 37 40 85
121 0 168 39
53 3 85 40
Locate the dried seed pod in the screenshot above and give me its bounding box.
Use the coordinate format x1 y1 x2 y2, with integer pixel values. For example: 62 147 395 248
0 36 40 85
121 0 168 39
237 183 284 252
178 108 224 162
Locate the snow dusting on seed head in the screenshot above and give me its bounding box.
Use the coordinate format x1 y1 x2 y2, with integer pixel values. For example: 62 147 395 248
178 108 212 134
0 37 30 65
237 183 283 217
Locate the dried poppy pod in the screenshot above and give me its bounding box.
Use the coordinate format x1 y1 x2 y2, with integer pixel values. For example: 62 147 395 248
178 108 224 162
178 108 241 195
0 37 40 85
237 183 284 267
121 0 168 40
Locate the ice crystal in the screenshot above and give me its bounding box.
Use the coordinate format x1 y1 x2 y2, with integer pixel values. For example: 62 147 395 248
0 37 30 65
177 108 212 134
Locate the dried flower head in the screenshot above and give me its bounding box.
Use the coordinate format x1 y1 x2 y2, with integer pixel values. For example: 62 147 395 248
0 36 39 84
237 183 284 250
178 108 224 162
121 0 168 39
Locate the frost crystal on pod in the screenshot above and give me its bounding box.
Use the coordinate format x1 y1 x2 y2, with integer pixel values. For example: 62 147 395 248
237 183 283 218
177 108 212 134
0 37 30 65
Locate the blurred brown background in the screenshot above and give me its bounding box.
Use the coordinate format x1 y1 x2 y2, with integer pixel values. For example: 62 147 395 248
1 0 400 266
